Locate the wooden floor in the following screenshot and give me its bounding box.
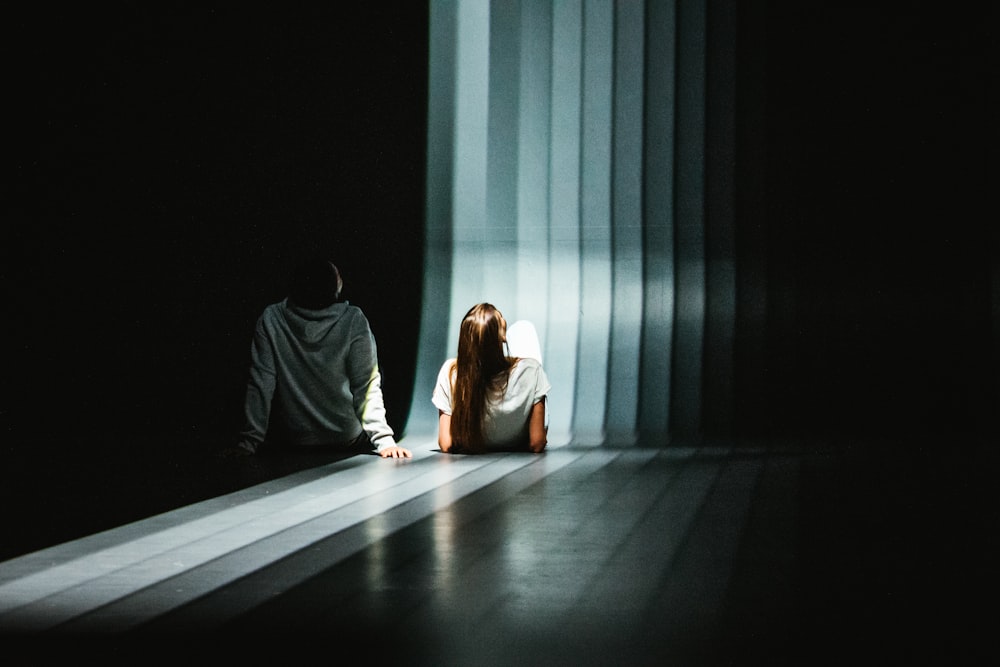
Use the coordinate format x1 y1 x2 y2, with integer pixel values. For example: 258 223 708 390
0 435 989 664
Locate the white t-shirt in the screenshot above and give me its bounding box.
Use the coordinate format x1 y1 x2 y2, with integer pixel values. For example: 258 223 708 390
432 357 551 450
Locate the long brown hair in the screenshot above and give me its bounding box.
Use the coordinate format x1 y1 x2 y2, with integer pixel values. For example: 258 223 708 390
449 303 516 453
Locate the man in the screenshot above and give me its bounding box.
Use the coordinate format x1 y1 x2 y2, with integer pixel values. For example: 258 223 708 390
235 256 411 459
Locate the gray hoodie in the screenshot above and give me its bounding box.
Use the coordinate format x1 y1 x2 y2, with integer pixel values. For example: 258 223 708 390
239 299 397 453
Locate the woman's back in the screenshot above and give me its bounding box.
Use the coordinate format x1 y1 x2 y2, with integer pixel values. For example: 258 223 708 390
433 356 549 451
432 305 551 454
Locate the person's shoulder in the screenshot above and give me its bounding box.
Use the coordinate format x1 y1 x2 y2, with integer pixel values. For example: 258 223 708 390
258 300 287 322
338 302 372 324
511 358 550 395
510 357 544 380
434 358 457 387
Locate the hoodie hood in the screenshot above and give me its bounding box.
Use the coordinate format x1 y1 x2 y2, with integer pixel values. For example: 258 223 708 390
280 298 350 344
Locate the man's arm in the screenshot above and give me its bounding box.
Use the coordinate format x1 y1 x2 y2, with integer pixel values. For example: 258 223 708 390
236 319 277 454
349 324 411 459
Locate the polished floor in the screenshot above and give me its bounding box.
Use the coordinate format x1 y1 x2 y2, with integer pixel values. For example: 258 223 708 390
0 434 989 664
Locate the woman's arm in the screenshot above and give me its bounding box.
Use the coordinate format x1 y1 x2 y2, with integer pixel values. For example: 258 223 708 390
438 410 453 453
527 399 547 453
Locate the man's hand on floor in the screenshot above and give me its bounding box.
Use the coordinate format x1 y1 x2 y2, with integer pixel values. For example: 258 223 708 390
378 445 412 459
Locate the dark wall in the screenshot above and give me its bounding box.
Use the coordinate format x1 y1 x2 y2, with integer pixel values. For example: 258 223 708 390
6 5 429 458
731 2 994 440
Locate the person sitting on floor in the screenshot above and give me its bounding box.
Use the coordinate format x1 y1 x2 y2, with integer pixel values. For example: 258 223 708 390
234 255 411 459
432 302 550 454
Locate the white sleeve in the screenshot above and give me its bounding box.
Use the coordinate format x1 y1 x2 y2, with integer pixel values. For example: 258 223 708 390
532 362 552 403
431 359 456 415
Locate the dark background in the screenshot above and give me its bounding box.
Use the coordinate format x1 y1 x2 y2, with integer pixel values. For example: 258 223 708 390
2 2 994 561
3 4 429 558
6 5 428 445
732 2 994 440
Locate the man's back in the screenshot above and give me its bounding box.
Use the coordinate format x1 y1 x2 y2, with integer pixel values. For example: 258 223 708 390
237 256 406 458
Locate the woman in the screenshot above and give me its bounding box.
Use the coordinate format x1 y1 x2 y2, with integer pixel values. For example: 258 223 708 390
432 303 551 454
